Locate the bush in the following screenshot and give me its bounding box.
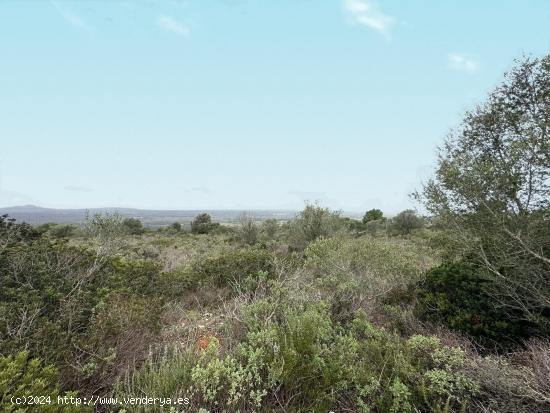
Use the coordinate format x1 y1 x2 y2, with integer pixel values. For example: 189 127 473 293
286 204 343 250
392 209 424 235
0 225 165 393
48 224 76 239
237 214 259 246
118 304 478 412
305 236 437 321
260 219 279 240
168 222 182 232
191 248 274 289
362 208 385 224
191 213 218 234
0 351 87 412
416 262 539 346
122 218 144 235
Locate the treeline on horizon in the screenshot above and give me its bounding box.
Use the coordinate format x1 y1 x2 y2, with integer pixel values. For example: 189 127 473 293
1 55 549 412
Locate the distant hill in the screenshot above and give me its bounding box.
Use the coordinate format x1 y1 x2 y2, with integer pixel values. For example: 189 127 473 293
0 205 298 227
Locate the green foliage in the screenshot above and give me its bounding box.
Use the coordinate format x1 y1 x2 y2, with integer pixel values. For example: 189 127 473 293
416 262 539 344
392 209 424 235
260 219 279 240
47 224 76 239
168 222 182 232
122 218 145 235
237 214 259 246
0 223 165 392
0 351 87 412
362 208 385 224
113 347 194 413
191 213 219 234
191 248 274 289
119 303 477 412
82 212 125 240
286 203 343 250
0 214 39 244
417 56 550 329
305 236 437 321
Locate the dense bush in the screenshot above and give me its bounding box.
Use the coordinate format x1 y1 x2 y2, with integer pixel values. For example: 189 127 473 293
237 214 259 246
417 56 550 334
0 351 87 412
363 208 385 223
305 236 437 322
48 224 76 239
416 262 540 345
122 218 145 235
0 218 165 393
392 209 424 235
191 248 274 289
191 213 218 234
260 219 279 240
285 204 343 250
117 304 478 412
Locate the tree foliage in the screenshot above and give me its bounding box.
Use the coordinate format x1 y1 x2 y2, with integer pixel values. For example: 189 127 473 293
416 262 538 345
191 213 217 234
416 56 550 328
392 209 424 235
122 217 144 235
286 203 343 250
362 208 384 224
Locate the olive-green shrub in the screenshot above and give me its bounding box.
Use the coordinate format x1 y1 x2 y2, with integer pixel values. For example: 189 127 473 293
191 248 274 289
416 262 541 346
0 351 88 413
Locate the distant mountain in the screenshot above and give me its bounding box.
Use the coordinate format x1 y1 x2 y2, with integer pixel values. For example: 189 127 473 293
0 205 298 227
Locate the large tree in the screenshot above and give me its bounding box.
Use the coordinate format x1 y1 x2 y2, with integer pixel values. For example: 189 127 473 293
417 56 550 326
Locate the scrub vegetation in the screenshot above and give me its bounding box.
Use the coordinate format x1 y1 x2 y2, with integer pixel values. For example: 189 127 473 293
1 56 549 412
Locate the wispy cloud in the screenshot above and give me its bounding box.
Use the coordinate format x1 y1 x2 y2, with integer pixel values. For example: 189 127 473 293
157 15 190 36
448 53 478 73
64 185 93 193
51 1 90 31
343 0 395 36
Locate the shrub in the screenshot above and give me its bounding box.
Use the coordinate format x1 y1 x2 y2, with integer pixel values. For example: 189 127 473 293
416 262 538 345
286 203 343 250
191 214 218 234
191 248 274 289
362 208 385 224
122 218 144 235
0 225 165 393
48 224 76 239
118 298 480 413
168 222 182 232
305 236 437 321
0 351 87 412
237 214 259 246
113 347 195 413
260 219 279 240
392 209 424 235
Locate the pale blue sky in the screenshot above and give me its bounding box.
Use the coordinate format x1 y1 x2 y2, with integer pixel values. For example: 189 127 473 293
1 0 548 213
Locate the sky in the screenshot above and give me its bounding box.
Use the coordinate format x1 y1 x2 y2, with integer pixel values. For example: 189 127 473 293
0 0 549 213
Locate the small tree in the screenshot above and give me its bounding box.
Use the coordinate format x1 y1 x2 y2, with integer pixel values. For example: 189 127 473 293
362 208 384 224
191 213 215 234
122 218 144 235
238 213 259 245
287 203 342 250
416 56 550 327
82 212 126 269
169 222 182 232
261 219 279 240
392 209 423 235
